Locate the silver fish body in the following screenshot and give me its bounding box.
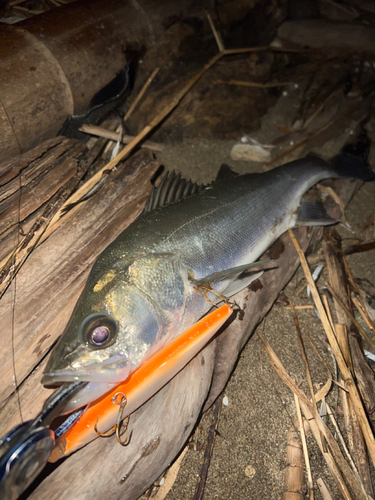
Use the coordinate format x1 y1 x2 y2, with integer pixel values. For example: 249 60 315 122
42 156 340 409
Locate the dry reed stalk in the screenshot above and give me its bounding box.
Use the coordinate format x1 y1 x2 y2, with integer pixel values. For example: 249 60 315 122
351 295 375 338
124 68 160 122
215 79 292 88
323 294 335 333
341 385 354 456
335 324 353 374
285 305 313 310
206 12 225 52
79 125 164 151
288 228 375 472
257 328 368 500
325 402 358 474
295 395 314 500
326 283 375 350
317 478 334 500
284 417 305 500
289 301 317 408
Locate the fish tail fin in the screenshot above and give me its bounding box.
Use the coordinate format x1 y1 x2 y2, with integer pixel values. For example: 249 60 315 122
331 153 375 181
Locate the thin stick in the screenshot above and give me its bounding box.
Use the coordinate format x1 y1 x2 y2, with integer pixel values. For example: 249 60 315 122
285 305 313 310
216 79 292 88
317 478 334 500
79 125 164 151
206 12 225 52
289 301 317 408
294 395 314 500
326 402 358 473
288 229 375 469
322 294 335 333
325 283 375 350
124 68 160 121
194 394 223 500
352 295 375 338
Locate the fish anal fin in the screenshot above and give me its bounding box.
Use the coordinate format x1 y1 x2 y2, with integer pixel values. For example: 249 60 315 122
296 195 337 226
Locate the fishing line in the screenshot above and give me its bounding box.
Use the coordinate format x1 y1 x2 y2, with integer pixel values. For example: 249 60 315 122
10 167 23 422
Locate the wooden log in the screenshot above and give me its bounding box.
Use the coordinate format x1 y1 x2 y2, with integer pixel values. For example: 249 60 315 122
277 20 375 54
0 137 86 238
0 0 204 161
0 148 159 434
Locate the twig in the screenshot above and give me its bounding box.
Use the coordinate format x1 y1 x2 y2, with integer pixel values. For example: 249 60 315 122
216 79 292 88
206 12 224 52
124 68 160 122
288 228 375 470
325 401 358 474
351 295 375 338
194 394 223 500
285 305 313 310
317 478 334 500
325 283 375 351
79 125 164 151
289 301 317 408
295 395 314 500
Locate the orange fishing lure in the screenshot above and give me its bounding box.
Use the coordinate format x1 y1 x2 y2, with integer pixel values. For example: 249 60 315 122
50 304 233 461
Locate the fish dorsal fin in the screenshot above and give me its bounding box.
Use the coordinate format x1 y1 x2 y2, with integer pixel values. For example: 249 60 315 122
143 171 205 213
215 163 240 182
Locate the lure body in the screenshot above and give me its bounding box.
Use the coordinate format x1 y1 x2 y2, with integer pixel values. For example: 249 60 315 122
50 304 233 459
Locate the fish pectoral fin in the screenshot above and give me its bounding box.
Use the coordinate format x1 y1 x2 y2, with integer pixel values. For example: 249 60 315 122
190 259 273 288
296 196 337 226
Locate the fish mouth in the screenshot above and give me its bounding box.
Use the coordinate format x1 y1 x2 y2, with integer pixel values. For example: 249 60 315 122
42 355 132 413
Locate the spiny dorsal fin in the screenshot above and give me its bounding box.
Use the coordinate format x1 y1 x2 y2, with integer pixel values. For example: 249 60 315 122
143 171 205 213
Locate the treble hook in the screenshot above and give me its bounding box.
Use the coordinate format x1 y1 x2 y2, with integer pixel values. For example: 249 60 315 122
94 392 132 446
193 282 233 307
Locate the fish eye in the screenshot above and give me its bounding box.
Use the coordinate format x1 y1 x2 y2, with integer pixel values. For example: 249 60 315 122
91 325 110 345
83 315 117 348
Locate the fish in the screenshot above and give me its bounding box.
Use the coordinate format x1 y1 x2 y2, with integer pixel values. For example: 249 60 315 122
42 154 374 411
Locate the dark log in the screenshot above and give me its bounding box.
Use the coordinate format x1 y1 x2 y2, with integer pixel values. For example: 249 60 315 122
0 0 210 161
277 20 375 54
0 137 86 239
